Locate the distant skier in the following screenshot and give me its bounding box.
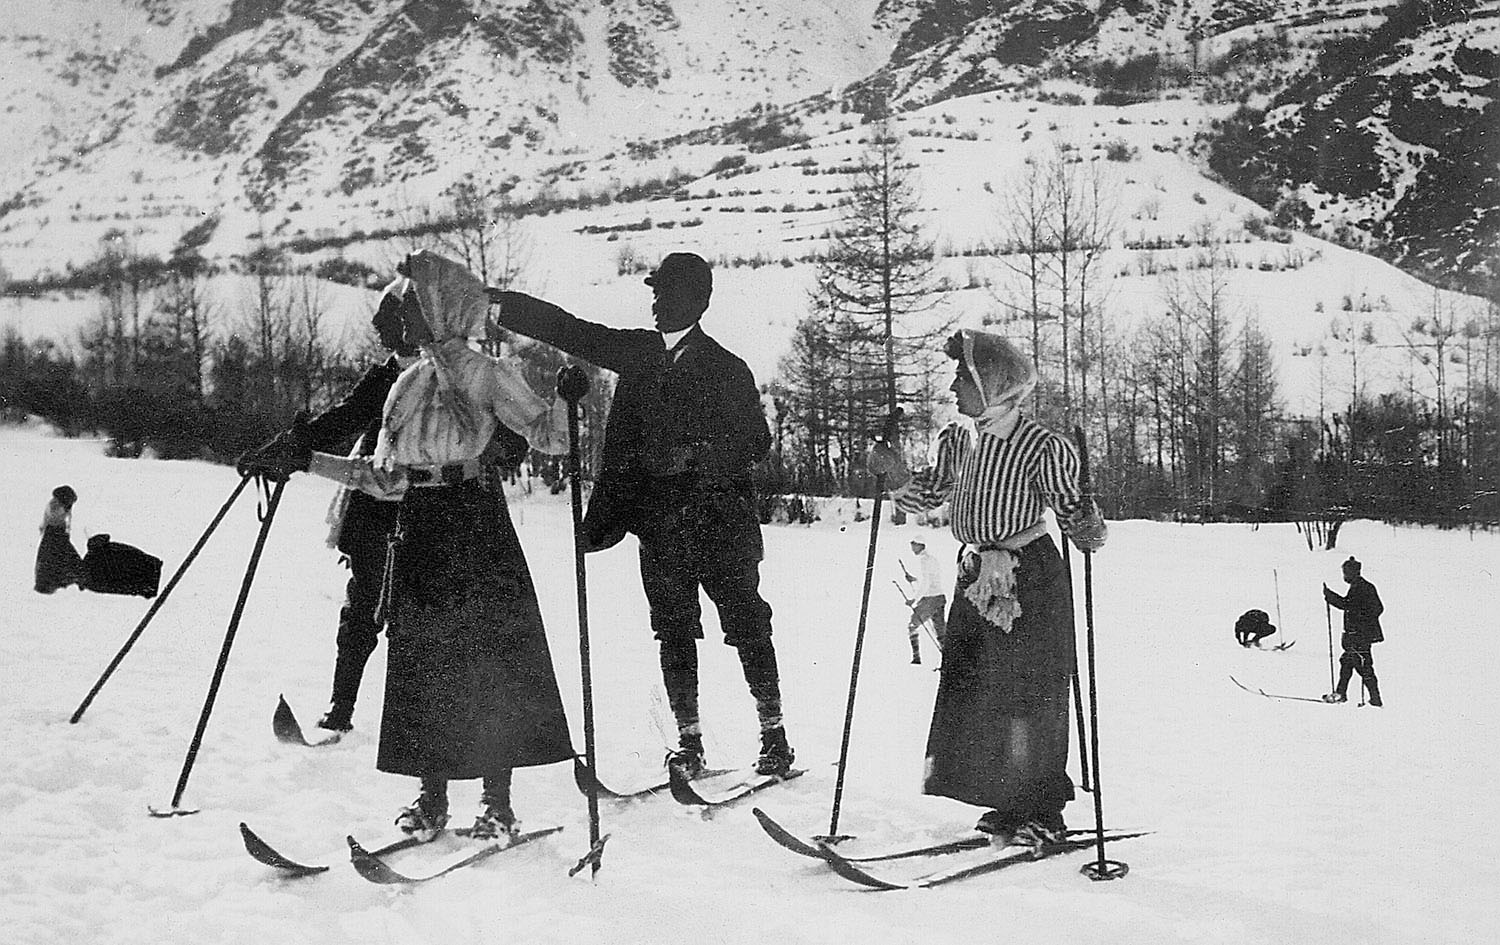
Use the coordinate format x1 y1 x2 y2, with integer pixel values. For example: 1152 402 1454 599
34 485 85 593
1234 609 1276 647
491 251 796 780
1322 556 1384 706
293 251 574 841
869 329 1107 849
900 537 946 664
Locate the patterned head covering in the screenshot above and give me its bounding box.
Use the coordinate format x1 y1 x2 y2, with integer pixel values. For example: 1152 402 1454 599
404 250 487 342
379 251 489 459
949 329 1037 410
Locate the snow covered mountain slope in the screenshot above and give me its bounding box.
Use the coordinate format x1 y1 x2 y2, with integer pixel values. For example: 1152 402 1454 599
1208 0 1500 292
0 0 891 271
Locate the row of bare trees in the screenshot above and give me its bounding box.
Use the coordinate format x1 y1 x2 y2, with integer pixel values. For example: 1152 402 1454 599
4 183 613 482
45 228 366 459
765 127 1500 526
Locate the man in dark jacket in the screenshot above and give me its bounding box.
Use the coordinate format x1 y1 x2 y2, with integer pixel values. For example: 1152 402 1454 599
1322 556 1385 706
491 252 795 777
238 282 418 734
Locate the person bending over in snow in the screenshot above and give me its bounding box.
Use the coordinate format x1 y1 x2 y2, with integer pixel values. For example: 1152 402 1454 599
34 485 85 593
868 329 1106 850
1234 609 1276 647
1322 556 1384 707
280 250 575 842
490 252 796 780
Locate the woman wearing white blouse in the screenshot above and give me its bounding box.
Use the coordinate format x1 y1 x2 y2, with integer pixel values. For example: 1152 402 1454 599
306 251 573 842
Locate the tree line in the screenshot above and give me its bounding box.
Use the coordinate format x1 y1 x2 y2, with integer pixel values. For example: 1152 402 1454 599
763 127 1500 531
1 180 613 484
4 140 1497 530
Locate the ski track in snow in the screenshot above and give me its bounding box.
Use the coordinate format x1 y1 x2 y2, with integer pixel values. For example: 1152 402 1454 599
1 425 1496 944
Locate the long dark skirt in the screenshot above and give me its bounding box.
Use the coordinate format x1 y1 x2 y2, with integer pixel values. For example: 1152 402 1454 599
35 526 84 594
922 534 1076 818
378 480 574 780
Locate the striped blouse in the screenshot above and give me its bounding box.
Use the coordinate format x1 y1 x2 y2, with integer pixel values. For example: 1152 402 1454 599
896 417 1089 546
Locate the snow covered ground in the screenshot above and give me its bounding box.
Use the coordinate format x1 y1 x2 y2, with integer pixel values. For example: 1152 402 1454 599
2 423 1496 945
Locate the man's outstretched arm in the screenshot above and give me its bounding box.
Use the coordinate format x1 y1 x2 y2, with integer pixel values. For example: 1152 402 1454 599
489 290 635 375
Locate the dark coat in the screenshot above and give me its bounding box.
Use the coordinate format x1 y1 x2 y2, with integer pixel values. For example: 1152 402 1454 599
1325 577 1384 647
34 526 84 594
378 481 574 779
302 356 403 556
82 535 161 598
495 293 771 557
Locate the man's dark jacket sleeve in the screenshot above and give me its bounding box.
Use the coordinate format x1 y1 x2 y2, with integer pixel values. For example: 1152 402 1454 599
493 291 640 374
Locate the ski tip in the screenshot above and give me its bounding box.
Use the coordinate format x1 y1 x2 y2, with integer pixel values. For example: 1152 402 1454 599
752 807 827 859
272 695 309 746
815 840 907 891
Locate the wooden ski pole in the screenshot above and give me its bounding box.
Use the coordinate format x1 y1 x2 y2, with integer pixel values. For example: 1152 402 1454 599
822 409 901 843
558 365 607 879
1273 569 1285 647
72 474 253 724
1060 538 1092 794
151 477 284 817
1074 426 1126 882
1326 599 1337 692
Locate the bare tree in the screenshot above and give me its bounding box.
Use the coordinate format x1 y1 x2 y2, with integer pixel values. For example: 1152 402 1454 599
992 155 1055 381
289 272 331 412
810 113 951 481
1160 223 1237 510
159 257 214 400
241 232 291 411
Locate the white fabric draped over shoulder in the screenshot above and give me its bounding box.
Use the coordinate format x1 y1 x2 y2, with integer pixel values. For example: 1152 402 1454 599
306 251 568 501
375 250 568 469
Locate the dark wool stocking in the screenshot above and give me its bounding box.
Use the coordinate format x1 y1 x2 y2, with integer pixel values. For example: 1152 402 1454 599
482 769 512 809
418 776 449 814
659 638 701 739
735 638 784 732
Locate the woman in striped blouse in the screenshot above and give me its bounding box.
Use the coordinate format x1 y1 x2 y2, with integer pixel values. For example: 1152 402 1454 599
871 329 1106 848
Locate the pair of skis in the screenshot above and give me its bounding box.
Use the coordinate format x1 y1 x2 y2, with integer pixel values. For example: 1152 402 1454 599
752 808 1147 890
240 821 567 885
575 756 805 808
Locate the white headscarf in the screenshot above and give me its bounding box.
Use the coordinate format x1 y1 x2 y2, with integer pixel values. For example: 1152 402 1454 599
959 329 1036 434
378 251 490 464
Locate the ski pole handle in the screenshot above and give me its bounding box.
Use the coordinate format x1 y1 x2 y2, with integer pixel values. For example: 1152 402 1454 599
877 407 904 447
557 364 590 404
